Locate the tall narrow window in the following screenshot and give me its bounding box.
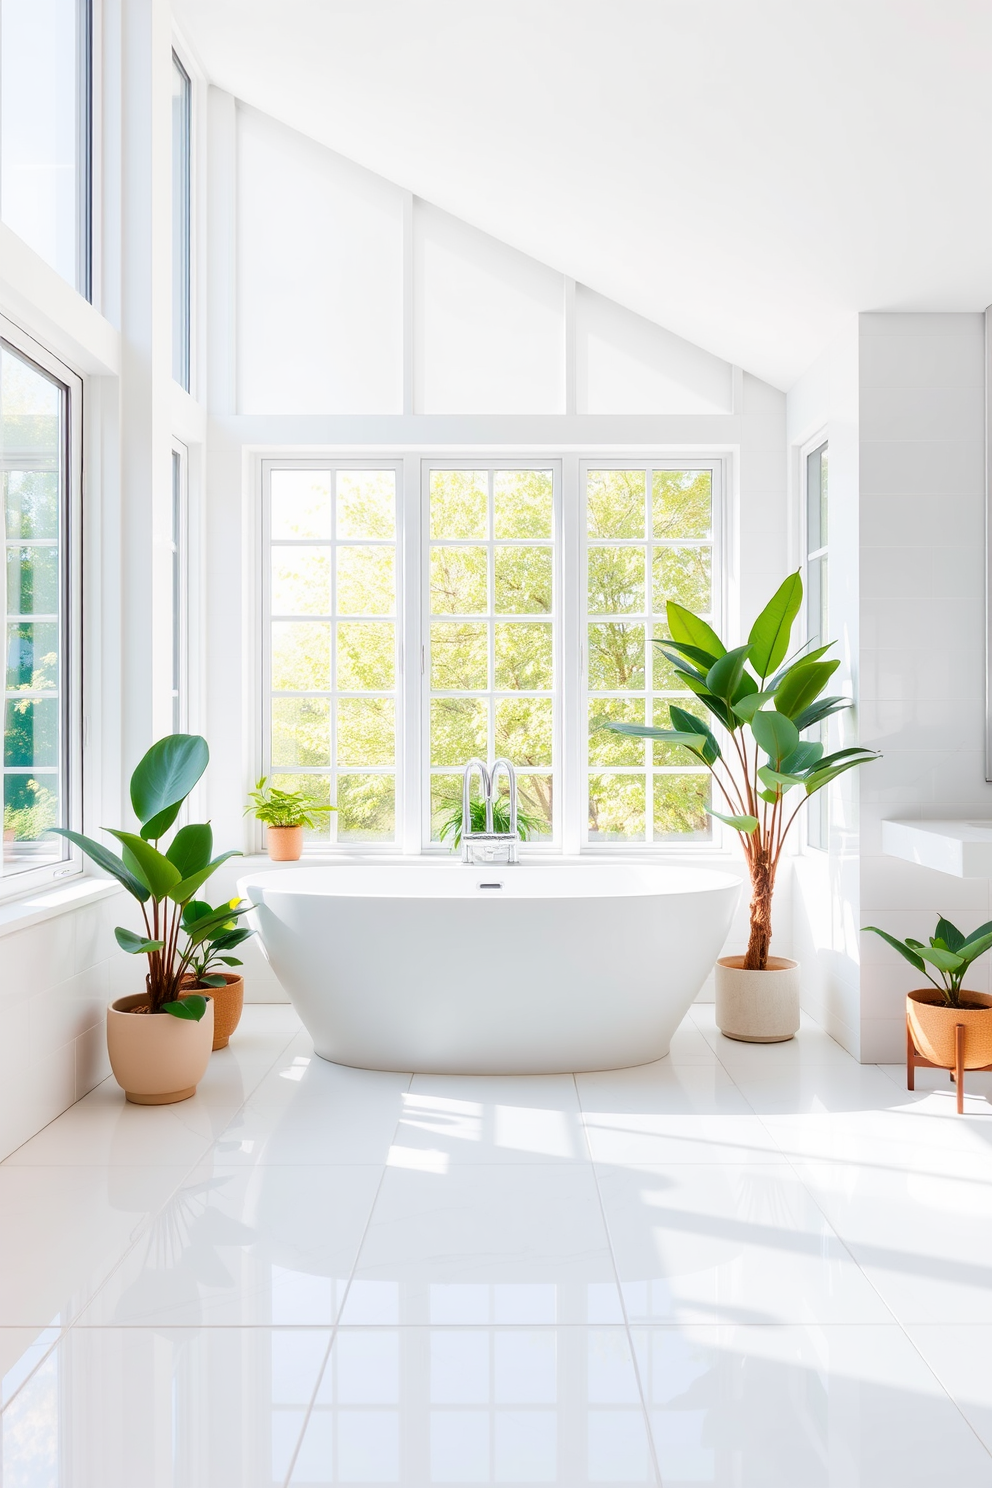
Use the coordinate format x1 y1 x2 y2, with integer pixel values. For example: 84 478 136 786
171 52 192 390
2 335 77 882
426 466 557 845
585 466 715 843
0 0 92 295
805 440 828 849
264 464 398 845
170 445 187 733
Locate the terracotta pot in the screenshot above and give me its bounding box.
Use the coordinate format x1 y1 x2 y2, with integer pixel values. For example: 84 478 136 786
714 955 801 1043
907 990 992 1069
202 973 244 1050
266 825 303 862
106 993 214 1104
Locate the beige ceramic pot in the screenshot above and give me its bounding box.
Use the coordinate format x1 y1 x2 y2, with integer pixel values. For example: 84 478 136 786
266 825 303 862
715 955 801 1043
106 993 214 1104
204 973 245 1050
907 990 992 1069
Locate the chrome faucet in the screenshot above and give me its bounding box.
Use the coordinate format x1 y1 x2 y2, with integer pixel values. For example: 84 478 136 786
461 757 519 865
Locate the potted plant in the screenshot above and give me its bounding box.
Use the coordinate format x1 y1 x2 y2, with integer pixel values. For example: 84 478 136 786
51 734 252 1103
437 795 545 850
245 777 334 861
602 571 878 1042
182 898 255 1050
863 916 992 1109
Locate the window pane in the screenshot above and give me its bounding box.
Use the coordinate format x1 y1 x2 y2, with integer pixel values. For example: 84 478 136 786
271 549 331 615
271 698 330 767
431 622 488 690
494 697 553 767
518 775 553 839
494 547 552 615
172 53 191 388
653 545 710 615
2 343 68 878
336 546 394 616
336 698 394 766
271 621 331 692
271 471 332 540
588 699 644 766
430 470 488 538
337 622 394 691
2 0 88 292
807 442 827 552
494 470 552 539
337 775 395 842
270 773 331 842
337 470 396 539
587 548 644 616
654 774 710 839
586 471 645 538
430 547 487 615
494 622 552 690
588 623 644 692
652 696 708 765
431 774 464 842
653 470 711 539
588 774 646 841
430 697 488 767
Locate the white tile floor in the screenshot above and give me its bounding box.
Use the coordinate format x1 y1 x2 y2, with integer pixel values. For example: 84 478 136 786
2 1003 992 1486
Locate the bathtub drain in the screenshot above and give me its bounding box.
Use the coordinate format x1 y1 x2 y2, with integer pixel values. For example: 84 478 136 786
477 881 504 890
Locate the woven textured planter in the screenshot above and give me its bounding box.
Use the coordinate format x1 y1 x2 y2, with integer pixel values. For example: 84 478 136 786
107 993 214 1104
204 973 245 1050
715 956 800 1043
266 825 303 861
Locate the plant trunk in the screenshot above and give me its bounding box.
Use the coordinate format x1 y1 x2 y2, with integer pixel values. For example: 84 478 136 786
743 849 775 971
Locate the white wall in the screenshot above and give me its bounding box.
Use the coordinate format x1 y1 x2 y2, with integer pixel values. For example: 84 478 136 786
857 311 990 1061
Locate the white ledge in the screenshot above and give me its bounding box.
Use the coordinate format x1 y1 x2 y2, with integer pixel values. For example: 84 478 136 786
882 819 992 878
0 875 121 939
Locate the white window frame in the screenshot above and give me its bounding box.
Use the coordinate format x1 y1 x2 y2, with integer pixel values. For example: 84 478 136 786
800 429 829 852
171 47 192 392
170 440 189 735
257 449 729 858
258 457 404 854
0 314 83 898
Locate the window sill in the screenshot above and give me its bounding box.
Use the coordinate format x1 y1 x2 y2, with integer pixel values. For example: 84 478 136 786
0 875 121 940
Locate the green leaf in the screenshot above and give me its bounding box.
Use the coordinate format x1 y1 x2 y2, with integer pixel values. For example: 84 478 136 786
732 669 758 708
959 920 992 951
792 696 851 732
767 643 833 691
918 946 966 974
666 602 726 660
732 690 775 722
747 572 803 679
107 830 182 899
781 741 824 774
757 765 802 790
209 927 253 951
934 917 964 952
166 823 213 879
601 721 714 757
183 901 253 947
774 659 841 719
957 930 992 966
805 754 878 794
218 955 244 967
197 974 229 988
758 788 779 804
705 645 751 702
131 734 209 839
657 638 722 671
46 828 151 903
668 705 721 766
707 808 759 833
181 898 214 929
815 747 879 771
750 709 800 766
862 926 926 975
169 850 242 905
668 669 737 730
114 927 164 955
161 995 208 1021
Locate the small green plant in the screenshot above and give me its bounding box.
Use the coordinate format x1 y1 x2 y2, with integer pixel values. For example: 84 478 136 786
863 916 992 1009
437 796 545 850
50 735 249 1020
245 777 335 829
183 897 255 989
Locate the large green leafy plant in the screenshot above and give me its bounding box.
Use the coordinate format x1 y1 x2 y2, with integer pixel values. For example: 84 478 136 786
51 735 251 1018
863 917 992 1009
602 572 878 970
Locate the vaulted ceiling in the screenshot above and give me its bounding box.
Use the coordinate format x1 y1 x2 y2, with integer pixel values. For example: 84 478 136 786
174 0 992 389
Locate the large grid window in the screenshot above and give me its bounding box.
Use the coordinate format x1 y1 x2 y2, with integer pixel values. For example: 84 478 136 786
805 440 828 849
426 466 556 844
264 464 398 844
585 465 715 843
0 0 92 296
2 335 77 882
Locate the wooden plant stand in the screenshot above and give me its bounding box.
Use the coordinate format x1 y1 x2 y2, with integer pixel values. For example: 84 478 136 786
907 1020 992 1114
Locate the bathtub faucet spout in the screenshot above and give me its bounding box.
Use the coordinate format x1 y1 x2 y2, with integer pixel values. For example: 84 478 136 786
461 757 519 865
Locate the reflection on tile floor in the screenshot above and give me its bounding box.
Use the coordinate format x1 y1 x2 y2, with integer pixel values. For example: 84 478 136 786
2 1002 992 1485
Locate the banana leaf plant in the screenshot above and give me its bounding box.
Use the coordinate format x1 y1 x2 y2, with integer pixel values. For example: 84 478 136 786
601 572 879 971
50 735 249 1018
863 917 992 1009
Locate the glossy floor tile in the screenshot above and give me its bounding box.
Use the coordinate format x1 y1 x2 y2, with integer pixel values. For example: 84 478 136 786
1 1004 991 1486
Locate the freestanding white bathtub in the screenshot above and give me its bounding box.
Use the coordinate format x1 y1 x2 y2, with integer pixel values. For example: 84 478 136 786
239 863 741 1074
